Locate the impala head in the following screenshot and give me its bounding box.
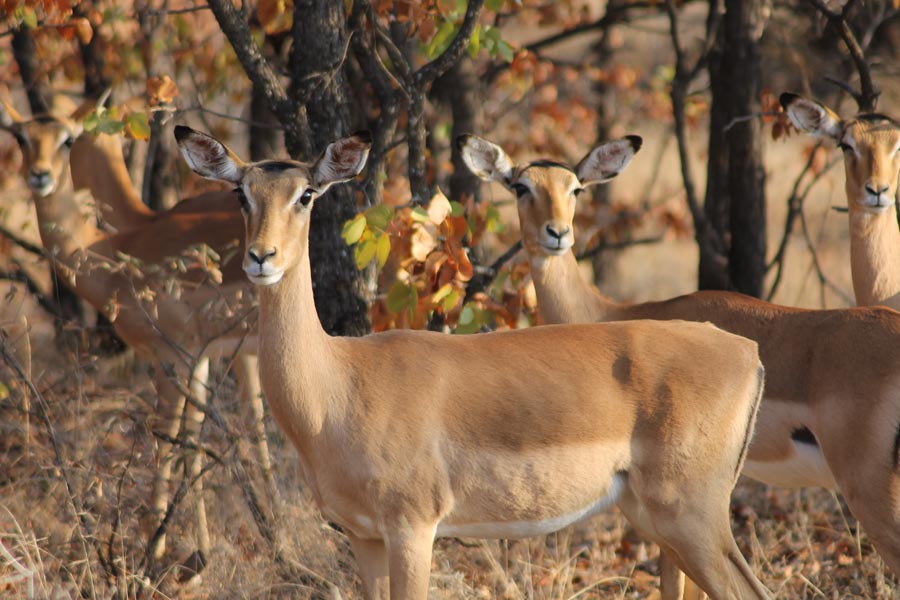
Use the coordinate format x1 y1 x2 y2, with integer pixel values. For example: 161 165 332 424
458 134 642 257
0 101 83 198
781 93 900 214
175 126 370 286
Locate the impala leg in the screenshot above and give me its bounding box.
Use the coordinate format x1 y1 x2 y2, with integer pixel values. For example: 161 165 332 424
386 525 435 600
186 356 211 563
233 352 280 510
347 532 389 600
147 365 187 560
658 547 685 600
655 503 769 600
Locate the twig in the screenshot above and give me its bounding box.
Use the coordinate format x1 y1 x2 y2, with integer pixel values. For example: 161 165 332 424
0 224 47 257
145 4 211 17
576 235 665 261
177 104 283 130
414 0 485 88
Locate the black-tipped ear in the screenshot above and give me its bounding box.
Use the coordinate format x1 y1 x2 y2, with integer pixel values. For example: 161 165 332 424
576 136 641 186
457 134 515 185
312 132 371 190
779 92 800 110
175 126 246 184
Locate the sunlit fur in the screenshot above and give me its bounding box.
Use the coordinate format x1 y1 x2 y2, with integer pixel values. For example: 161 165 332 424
783 93 900 309
461 132 900 589
177 126 773 600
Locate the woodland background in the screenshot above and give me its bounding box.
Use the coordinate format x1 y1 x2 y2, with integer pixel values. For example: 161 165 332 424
1 0 900 598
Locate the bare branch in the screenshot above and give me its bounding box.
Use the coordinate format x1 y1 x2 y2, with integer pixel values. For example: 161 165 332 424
414 0 485 88
576 235 665 261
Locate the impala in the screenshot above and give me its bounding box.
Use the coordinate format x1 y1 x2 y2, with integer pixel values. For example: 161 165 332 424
176 125 772 600
0 100 260 567
781 93 900 310
459 133 900 588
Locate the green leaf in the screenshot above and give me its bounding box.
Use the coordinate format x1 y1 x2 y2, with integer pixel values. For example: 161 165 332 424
376 233 391 268
126 112 151 141
387 280 415 314
442 288 459 313
425 20 458 59
497 40 514 63
486 0 505 10
410 207 431 223
365 205 393 232
450 201 465 217
467 23 481 58
341 214 367 245
485 203 506 233
455 303 482 334
459 304 475 325
354 236 377 269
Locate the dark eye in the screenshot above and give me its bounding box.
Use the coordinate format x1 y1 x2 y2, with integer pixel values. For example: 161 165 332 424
511 183 530 198
13 132 27 147
298 188 315 207
234 187 249 211
837 142 852 152
63 136 74 148
573 188 586 197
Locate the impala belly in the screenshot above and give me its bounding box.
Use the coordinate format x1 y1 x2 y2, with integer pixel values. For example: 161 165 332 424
436 473 625 539
436 443 630 540
742 399 836 489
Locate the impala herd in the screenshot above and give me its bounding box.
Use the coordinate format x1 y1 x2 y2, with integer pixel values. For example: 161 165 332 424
1 89 899 600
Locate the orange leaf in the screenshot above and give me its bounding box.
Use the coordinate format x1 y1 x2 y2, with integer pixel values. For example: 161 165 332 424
146 75 179 106
72 16 93 44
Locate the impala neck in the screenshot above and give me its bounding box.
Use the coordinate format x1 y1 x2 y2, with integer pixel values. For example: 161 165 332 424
256 220 339 445
848 203 900 309
33 164 103 257
529 251 622 323
70 134 154 231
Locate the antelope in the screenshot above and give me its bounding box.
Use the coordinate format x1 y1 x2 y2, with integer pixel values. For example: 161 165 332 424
780 93 900 310
176 125 772 600
459 133 900 589
0 100 260 568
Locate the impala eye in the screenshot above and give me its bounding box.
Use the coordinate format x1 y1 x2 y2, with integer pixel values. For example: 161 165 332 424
63 136 75 148
573 188 586 197
234 187 249 211
298 188 315 207
837 142 852 152
511 183 530 198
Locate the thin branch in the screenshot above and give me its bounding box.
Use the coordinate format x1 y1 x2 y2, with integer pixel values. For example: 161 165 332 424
145 4 211 17
414 0 485 88
177 104 283 130
803 0 880 110
576 235 665 261
205 0 295 124
0 224 47 257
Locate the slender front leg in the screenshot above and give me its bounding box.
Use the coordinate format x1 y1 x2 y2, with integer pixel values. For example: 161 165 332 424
347 532 389 600
186 356 211 562
658 548 685 600
386 525 436 600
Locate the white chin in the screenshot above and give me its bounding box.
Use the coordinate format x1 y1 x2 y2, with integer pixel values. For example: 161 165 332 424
246 270 284 286
30 184 55 197
541 245 572 256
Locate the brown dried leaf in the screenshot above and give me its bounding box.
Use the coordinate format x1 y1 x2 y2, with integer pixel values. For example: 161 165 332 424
146 75 179 106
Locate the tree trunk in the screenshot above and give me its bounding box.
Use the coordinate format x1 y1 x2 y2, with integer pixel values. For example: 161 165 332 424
432 57 482 204
290 0 370 337
722 0 767 297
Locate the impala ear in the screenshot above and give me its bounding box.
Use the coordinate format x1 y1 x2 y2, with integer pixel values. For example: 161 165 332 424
312 131 371 190
174 125 246 184
457 134 515 185
0 100 24 132
576 135 642 186
780 93 843 140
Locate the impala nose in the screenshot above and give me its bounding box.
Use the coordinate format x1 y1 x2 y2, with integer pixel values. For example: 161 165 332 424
248 248 277 265
865 183 890 196
545 224 570 240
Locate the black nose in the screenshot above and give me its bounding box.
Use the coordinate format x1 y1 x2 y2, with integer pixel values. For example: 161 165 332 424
30 168 50 180
248 248 276 265
545 224 570 240
866 183 890 196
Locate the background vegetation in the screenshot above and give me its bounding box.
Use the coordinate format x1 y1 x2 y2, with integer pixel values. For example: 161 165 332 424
1 0 900 597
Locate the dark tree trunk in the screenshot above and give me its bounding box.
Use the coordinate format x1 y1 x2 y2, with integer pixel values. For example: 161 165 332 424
290 0 369 337
700 1 731 291
704 0 767 296
432 57 482 204
249 82 281 161
11 27 51 115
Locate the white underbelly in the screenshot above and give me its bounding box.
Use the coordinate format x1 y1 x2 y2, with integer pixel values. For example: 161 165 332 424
436 473 626 539
743 441 836 489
